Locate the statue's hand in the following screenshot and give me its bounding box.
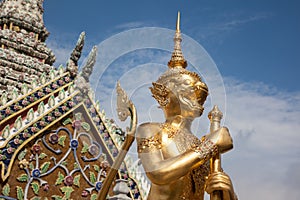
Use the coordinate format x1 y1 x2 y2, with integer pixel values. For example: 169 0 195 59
205 171 238 200
205 127 233 153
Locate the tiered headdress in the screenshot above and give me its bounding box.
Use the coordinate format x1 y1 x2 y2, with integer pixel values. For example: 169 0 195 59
150 12 209 107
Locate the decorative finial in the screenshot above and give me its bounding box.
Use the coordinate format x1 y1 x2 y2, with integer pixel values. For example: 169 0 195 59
168 12 187 68
208 105 223 121
67 32 85 77
70 32 85 66
208 105 223 133
81 46 97 82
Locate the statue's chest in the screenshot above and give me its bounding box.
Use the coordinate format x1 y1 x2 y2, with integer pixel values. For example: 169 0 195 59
160 128 200 156
158 128 210 199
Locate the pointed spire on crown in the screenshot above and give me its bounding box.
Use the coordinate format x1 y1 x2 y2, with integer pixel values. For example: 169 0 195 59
168 12 188 69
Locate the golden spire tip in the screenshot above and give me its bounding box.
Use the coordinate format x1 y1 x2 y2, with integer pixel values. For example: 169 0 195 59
168 11 187 68
176 11 180 32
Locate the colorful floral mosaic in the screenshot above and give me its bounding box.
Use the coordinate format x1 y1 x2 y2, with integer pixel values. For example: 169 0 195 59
0 110 111 200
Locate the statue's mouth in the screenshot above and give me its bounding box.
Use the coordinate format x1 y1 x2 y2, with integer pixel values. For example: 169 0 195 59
180 95 202 111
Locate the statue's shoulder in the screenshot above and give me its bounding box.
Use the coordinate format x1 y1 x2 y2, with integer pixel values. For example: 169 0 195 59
137 122 161 139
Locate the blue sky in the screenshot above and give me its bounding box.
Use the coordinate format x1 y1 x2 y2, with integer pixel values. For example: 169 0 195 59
43 0 300 92
40 1 300 200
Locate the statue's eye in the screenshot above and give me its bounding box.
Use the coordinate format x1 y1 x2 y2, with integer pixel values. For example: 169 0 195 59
184 79 191 85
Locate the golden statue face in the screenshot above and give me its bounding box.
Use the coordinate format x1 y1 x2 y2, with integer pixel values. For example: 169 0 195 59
177 76 205 116
173 74 207 118
150 68 208 118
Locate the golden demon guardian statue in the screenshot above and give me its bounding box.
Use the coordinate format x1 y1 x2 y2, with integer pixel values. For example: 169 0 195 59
136 13 238 200
97 12 237 200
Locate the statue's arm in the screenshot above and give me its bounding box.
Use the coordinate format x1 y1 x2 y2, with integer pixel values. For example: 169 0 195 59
139 147 211 185
137 124 218 185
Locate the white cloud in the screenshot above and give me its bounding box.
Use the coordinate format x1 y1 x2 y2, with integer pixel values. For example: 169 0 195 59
220 78 300 200
115 22 145 30
46 39 73 67
214 13 271 31
46 31 92 67
193 12 272 42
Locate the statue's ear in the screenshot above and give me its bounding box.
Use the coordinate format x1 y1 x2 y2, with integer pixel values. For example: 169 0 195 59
150 82 170 107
